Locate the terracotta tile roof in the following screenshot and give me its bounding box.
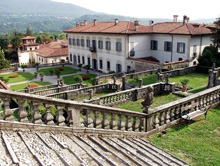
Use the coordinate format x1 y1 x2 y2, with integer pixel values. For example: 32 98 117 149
22 36 36 40
65 21 213 35
35 42 68 58
0 80 10 90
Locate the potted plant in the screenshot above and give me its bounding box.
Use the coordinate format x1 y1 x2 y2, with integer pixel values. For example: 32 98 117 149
181 79 189 92
55 70 61 79
34 62 40 71
50 69 54 76
84 64 91 74
39 72 44 82
34 71 38 78
60 59 65 67
21 64 27 72
77 63 83 71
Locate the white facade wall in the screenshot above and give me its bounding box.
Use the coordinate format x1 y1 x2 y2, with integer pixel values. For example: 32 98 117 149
36 56 67 64
68 33 127 73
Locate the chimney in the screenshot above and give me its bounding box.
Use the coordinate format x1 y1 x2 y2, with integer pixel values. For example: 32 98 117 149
80 22 84 26
183 15 187 25
173 15 178 22
149 20 154 25
76 22 80 27
134 20 139 31
115 18 119 25
186 17 190 23
84 20 88 25
94 19 97 26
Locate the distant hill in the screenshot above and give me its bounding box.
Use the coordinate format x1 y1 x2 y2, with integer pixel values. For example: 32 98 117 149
0 0 96 17
0 0 216 34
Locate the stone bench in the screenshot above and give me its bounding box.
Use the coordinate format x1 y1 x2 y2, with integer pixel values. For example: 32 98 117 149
181 102 207 125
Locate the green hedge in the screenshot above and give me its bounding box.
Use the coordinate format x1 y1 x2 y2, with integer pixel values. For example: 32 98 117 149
196 65 211 74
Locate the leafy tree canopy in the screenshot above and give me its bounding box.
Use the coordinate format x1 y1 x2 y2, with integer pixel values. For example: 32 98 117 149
0 52 10 69
36 36 44 44
11 35 22 50
0 36 9 50
26 27 33 36
211 17 220 47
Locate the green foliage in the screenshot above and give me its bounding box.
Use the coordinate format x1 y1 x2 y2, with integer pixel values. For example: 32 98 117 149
21 64 27 69
55 70 61 76
26 27 32 36
211 17 220 47
34 71 38 76
49 70 54 74
0 52 10 69
0 72 34 83
180 79 189 86
39 72 44 78
84 64 91 70
34 62 40 67
77 64 83 68
0 76 9 83
36 36 44 44
108 71 115 74
60 59 65 63
0 36 9 50
11 35 22 50
198 45 220 67
74 75 81 82
63 74 97 86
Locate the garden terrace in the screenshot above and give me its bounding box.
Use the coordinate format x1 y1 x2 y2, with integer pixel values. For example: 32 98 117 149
16 83 58 93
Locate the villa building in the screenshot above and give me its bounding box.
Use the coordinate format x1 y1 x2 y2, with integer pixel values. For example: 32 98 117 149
18 38 68 65
64 15 214 73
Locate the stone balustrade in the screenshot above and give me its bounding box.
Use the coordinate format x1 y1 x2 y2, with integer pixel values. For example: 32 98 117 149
0 89 146 133
46 83 120 100
16 84 58 93
85 83 175 106
161 66 196 77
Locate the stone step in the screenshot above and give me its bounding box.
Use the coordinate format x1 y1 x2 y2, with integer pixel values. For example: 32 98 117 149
109 137 155 166
87 135 129 166
136 138 189 166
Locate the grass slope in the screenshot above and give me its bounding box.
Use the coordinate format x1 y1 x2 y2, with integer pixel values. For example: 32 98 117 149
0 72 34 83
148 108 220 166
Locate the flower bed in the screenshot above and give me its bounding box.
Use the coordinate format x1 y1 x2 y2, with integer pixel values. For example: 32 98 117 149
9 74 19 78
26 84 38 88
55 68 64 71
82 76 90 80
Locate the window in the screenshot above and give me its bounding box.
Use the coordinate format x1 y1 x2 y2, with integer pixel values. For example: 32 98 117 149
99 60 103 69
164 41 172 52
81 39 85 47
73 38 76 45
151 40 158 50
177 42 185 53
69 38 72 45
98 40 103 49
66 57 68 60
70 54 72 62
116 42 122 52
178 58 183 61
78 56 80 64
88 57 90 65
106 41 111 50
77 39 80 46
86 39 90 47
82 56 85 64
107 61 110 71
42 58 43 62
116 64 122 72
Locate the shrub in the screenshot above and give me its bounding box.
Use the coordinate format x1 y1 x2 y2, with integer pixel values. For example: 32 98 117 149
55 70 61 76
74 75 81 82
49 70 54 74
181 79 189 86
9 74 19 78
26 84 38 88
82 76 90 80
55 67 63 71
108 71 115 74
60 59 65 63
21 64 27 69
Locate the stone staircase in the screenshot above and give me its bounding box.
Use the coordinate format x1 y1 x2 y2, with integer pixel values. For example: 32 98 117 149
0 130 189 166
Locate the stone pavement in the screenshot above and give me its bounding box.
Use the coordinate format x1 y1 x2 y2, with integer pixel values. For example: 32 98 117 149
8 64 105 87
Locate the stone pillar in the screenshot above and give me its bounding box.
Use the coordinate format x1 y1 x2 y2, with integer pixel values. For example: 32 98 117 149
112 76 116 84
95 76 99 85
70 106 84 128
18 99 28 122
208 69 214 88
122 75 126 90
1 96 13 121
56 106 65 126
88 89 93 100
146 109 154 131
165 73 170 84
138 79 143 88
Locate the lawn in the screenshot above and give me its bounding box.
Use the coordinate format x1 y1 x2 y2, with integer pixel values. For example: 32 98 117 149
10 81 52 91
38 66 78 76
0 72 34 84
148 107 220 166
116 94 183 112
169 72 208 89
63 74 97 86
127 74 158 87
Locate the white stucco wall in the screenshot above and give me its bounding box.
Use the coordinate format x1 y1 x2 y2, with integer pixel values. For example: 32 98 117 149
68 33 127 73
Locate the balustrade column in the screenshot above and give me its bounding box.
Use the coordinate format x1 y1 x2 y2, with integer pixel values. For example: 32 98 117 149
126 116 132 131
56 106 65 126
102 113 110 129
110 114 117 130
169 108 175 121
165 109 170 124
119 115 125 131
32 101 42 124
1 96 13 121
159 112 164 126
17 99 28 122
69 106 84 127
86 110 93 128
43 104 54 125
94 111 101 128
133 117 139 132
153 113 160 129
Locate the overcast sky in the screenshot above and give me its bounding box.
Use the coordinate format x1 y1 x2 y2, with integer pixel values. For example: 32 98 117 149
52 0 220 20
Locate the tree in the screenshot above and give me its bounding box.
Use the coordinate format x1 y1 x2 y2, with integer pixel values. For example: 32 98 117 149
0 36 9 50
0 52 10 69
36 36 44 44
26 27 33 36
41 35 52 43
211 17 220 48
11 35 22 50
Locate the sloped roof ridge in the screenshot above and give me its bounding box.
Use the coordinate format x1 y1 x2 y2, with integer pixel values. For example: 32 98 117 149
186 23 193 35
